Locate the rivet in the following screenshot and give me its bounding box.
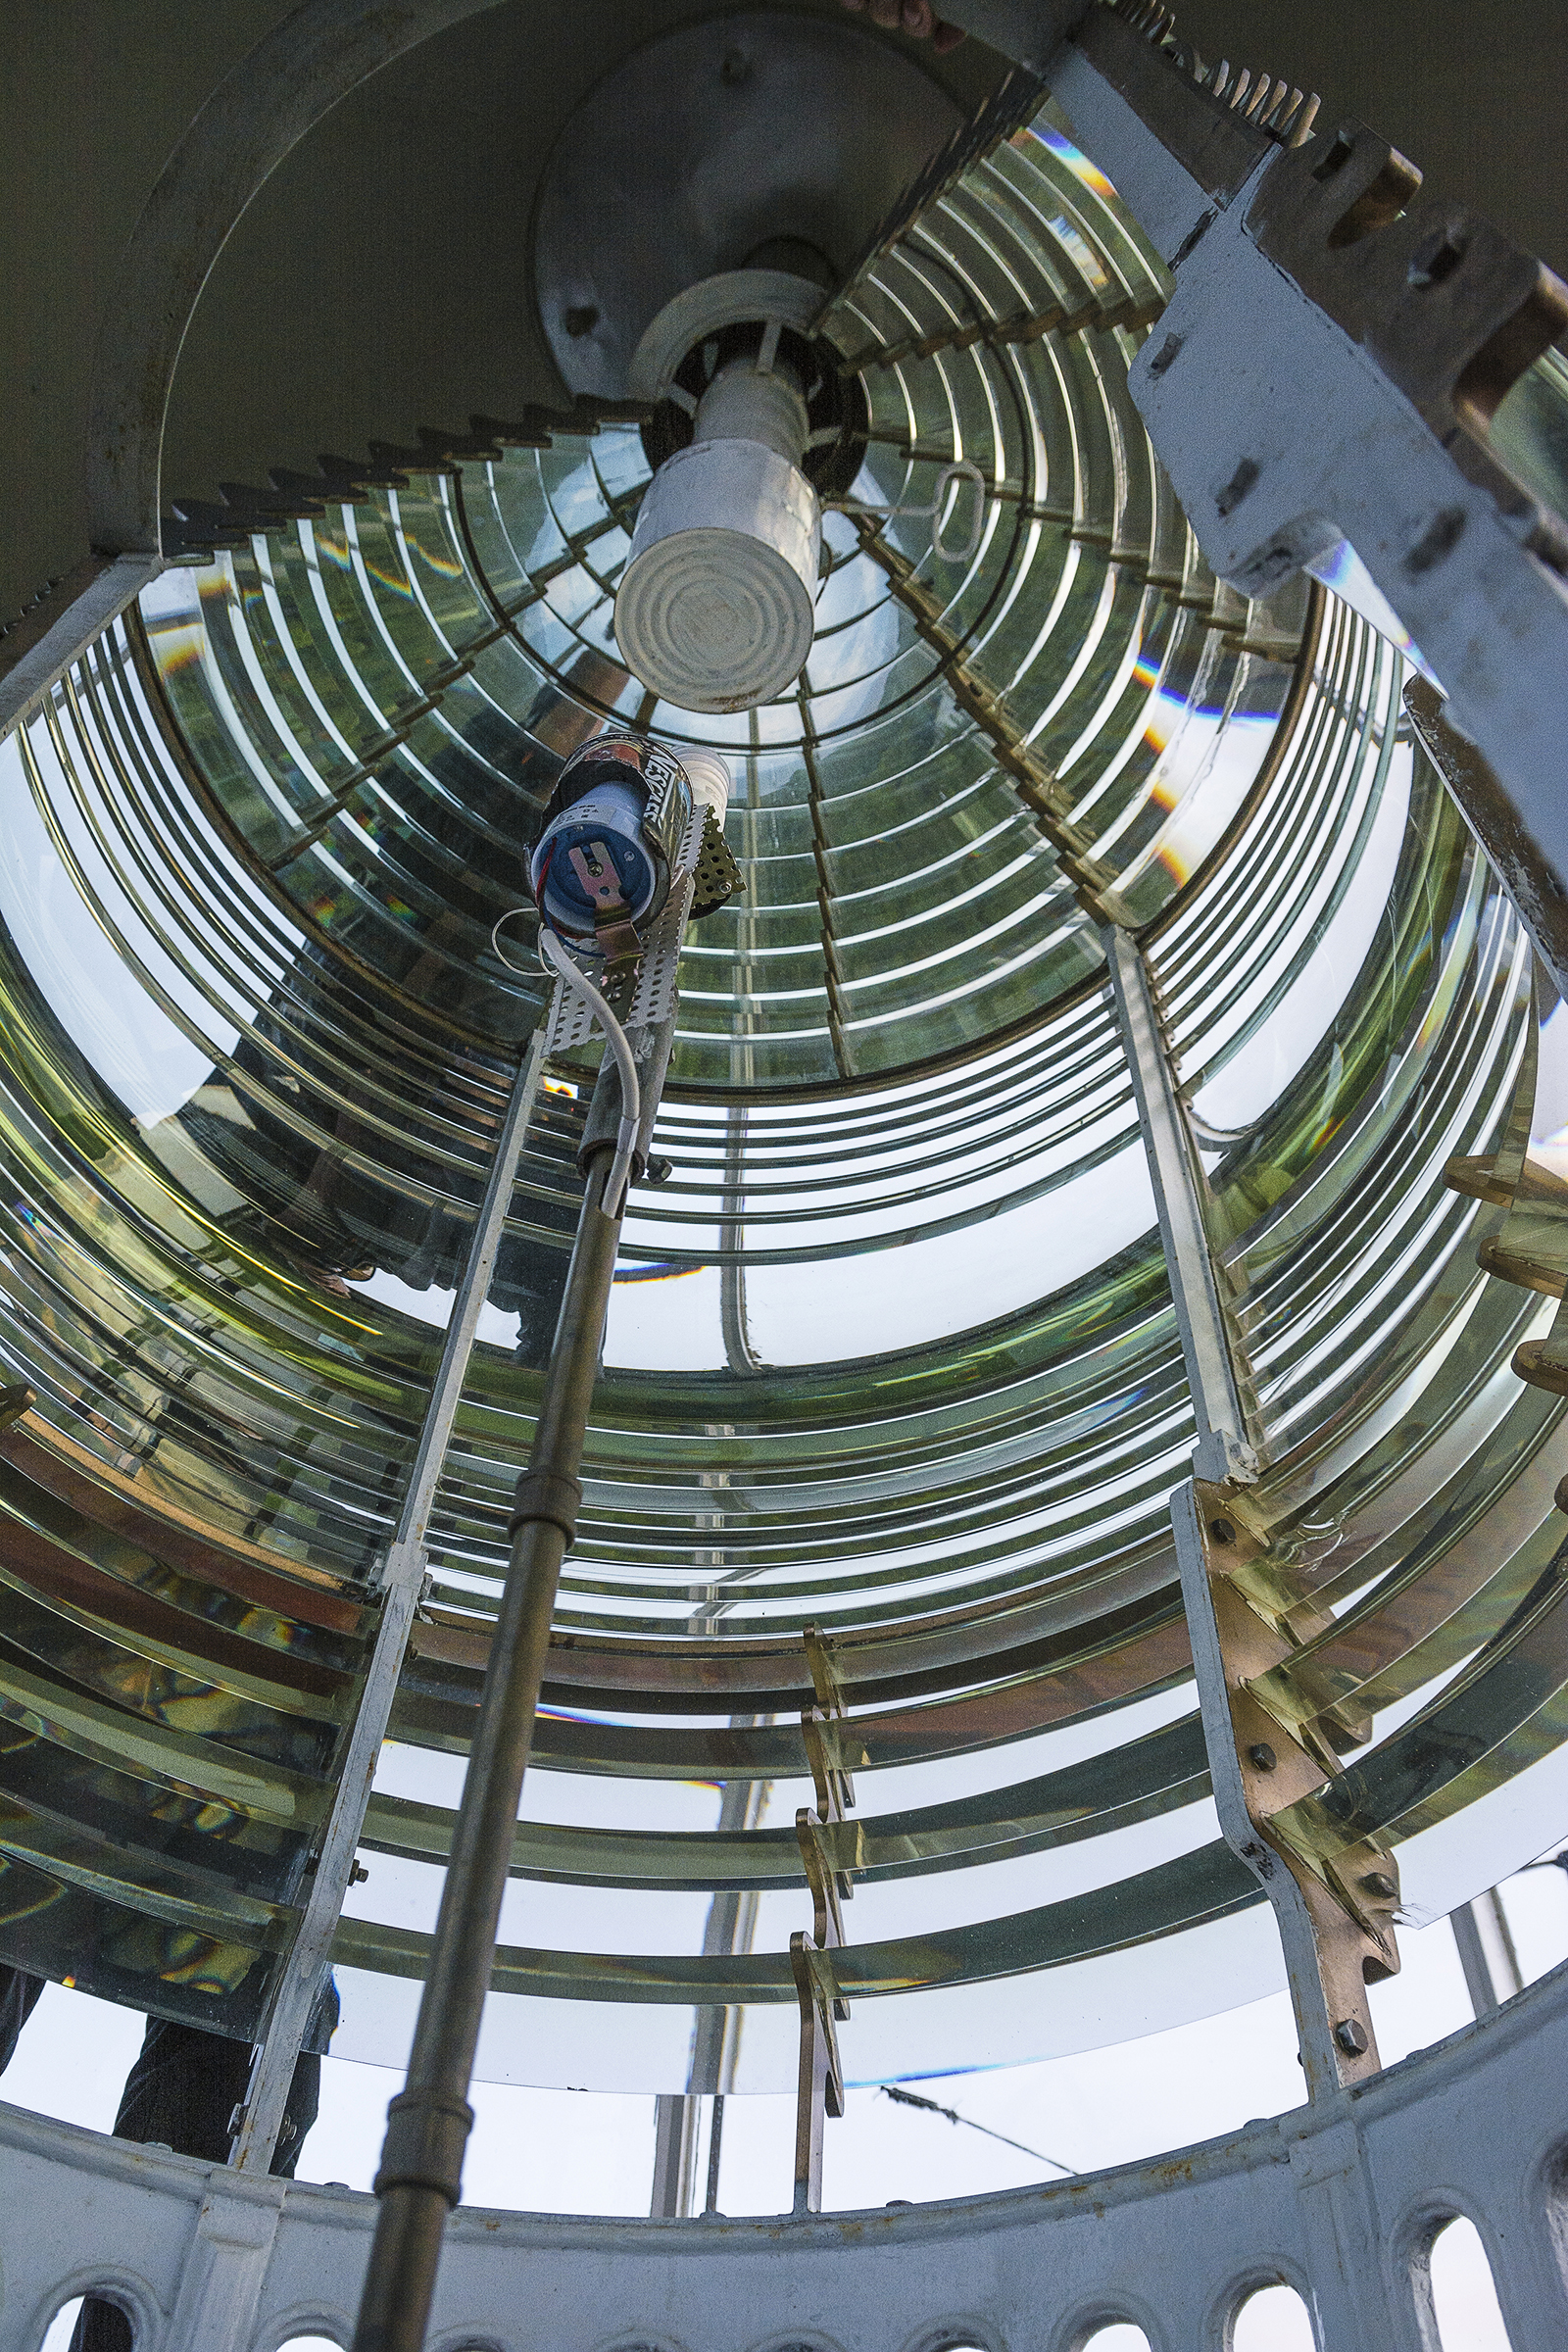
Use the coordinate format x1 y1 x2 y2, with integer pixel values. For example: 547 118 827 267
1248 1742 1277 1771
1334 2016 1369 2055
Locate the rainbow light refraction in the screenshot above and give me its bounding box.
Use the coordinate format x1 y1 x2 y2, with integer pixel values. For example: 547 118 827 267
1032 122 1118 203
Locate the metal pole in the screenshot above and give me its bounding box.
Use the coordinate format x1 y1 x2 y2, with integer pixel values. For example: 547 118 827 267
1102 923 1257 1485
1451 1888 1525 2017
351 1138 625 2352
651 1756 766 2217
230 1032 548 2172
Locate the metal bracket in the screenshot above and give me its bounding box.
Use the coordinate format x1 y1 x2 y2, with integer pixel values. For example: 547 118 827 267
689 806 745 920
790 1930 846 2215
1175 1478 1399 2095
790 1621 858 2211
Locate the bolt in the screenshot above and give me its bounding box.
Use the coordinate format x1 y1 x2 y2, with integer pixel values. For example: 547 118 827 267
1248 1742 1277 1772
1209 1516 1237 1544
349 1858 370 1885
642 1155 674 1186
1334 2016 1369 2056
1359 1870 1397 1899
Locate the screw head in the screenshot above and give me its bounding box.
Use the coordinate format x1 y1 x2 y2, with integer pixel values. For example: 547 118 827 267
1248 1742 1278 1772
1334 2016 1369 2056
1209 1516 1237 1544
1359 1870 1397 1900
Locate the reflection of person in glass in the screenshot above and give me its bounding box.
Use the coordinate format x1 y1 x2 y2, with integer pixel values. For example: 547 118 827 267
172 655 628 1363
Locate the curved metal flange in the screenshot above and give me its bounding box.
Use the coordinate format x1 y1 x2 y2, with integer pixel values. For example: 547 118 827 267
629 270 827 403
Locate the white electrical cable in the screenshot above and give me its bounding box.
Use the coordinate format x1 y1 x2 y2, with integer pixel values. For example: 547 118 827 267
830 459 988 564
492 912 641 1215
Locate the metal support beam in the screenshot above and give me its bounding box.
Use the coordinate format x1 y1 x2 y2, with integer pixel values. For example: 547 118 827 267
1172 1482 1399 2099
943 0 1568 921
791 1629 856 2215
0 556 162 746
1102 923 1257 1485
650 2094 701 2222
651 1758 766 2219
1451 1888 1525 2017
230 1033 547 2173
1405 674 1568 1008
1106 919 1399 2094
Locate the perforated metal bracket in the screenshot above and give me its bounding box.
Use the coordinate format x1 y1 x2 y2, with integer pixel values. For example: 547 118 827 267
689 807 744 920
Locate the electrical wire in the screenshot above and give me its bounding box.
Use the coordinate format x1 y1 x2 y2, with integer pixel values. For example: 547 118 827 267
878 2082 1074 2176
492 910 641 1214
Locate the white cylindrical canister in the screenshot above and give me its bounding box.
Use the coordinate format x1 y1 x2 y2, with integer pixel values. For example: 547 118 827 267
615 361 822 713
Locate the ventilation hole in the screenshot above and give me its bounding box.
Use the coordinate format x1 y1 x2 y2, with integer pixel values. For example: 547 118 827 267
1430 2217 1514 2349
1232 2284 1316 2350
1079 2330 1152 2351
40 2296 134 2352
274 2339 345 2351
39 2302 85 2352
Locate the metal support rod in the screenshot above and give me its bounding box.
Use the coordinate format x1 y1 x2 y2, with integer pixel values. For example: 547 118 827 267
1452 1888 1525 2017
651 1757 765 2217
351 1140 625 2352
650 2093 700 2221
1102 923 1257 1484
231 1033 547 2173
704 2093 727 2215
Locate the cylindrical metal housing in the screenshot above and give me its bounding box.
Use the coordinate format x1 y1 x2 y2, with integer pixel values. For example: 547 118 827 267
615 360 822 713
